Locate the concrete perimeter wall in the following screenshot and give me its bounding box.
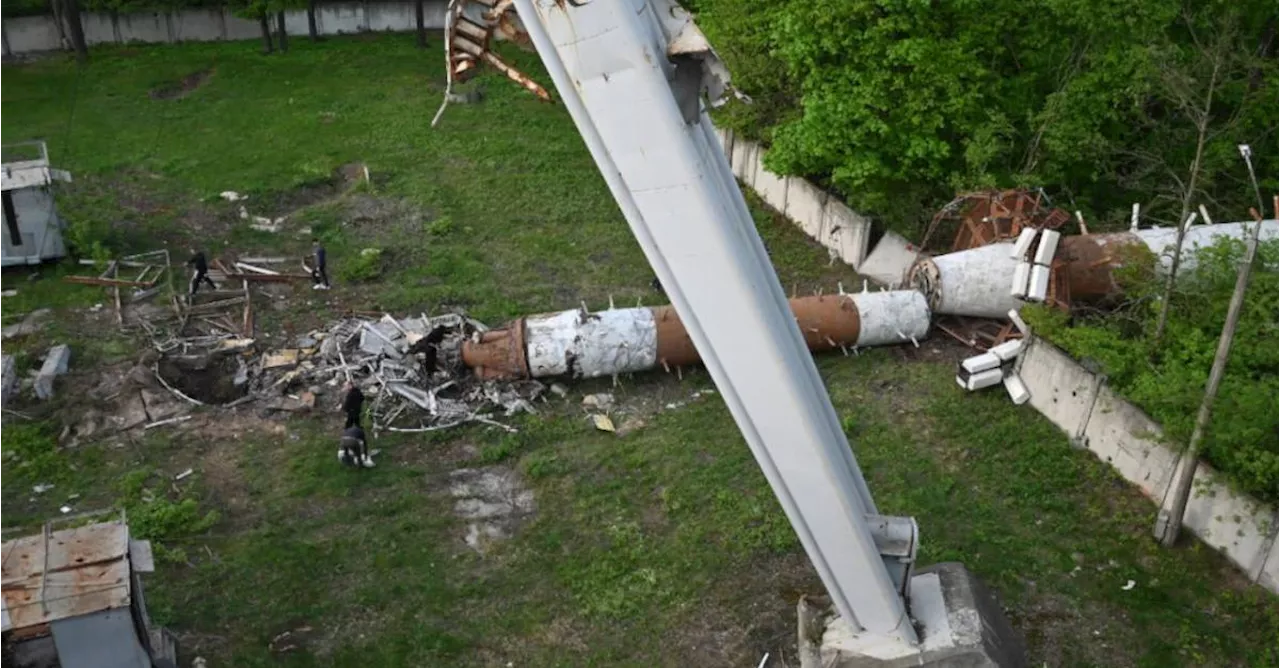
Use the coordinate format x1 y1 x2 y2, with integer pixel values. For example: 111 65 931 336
712 127 873 270
2 1 449 56
1017 336 1279 594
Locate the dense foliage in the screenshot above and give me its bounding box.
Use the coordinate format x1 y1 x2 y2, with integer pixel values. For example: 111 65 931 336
1025 237 1279 504
693 0 1278 235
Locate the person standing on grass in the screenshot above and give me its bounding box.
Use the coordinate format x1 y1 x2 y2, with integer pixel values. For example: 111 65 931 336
341 381 364 429
338 424 375 468
186 249 217 296
311 239 331 290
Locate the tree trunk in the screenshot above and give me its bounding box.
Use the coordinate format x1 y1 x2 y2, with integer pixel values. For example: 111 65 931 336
415 0 427 48
307 0 319 41
62 0 89 63
258 11 273 54
49 0 69 50
276 11 289 53
1152 62 1220 349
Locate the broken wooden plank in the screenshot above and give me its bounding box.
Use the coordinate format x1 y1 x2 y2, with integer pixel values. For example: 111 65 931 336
238 256 288 264
99 260 118 280
222 272 313 282
234 262 280 276
64 276 154 288
184 297 246 315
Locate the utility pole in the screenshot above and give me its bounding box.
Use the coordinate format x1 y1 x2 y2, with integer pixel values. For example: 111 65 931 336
1156 145 1271 547
511 1 1021 664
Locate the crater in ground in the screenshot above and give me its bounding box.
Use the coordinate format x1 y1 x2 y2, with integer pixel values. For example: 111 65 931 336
150 68 214 100
157 353 248 405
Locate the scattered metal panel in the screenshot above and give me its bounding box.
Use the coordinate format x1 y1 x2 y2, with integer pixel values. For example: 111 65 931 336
50 608 151 668
1 521 133 632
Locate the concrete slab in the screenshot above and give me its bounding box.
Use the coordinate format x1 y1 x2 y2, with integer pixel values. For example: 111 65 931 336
731 138 758 185
752 155 789 213
1081 386 1176 501
784 178 828 238
1259 536 1279 592
821 200 872 269
34 344 71 401
799 562 1025 668
1018 337 1099 438
859 231 919 288
1177 463 1276 587
2 355 16 407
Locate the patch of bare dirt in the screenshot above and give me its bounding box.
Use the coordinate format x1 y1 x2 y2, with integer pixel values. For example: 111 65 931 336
149 68 214 100
448 466 536 554
670 552 819 668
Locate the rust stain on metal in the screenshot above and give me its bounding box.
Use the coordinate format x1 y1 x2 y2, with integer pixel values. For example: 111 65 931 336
461 318 528 379
1056 231 1144 301
790 295 862 353
1 520 133 632
653 305 699 368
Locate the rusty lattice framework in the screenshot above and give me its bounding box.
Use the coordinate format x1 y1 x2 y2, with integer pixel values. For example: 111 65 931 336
432 0 551 126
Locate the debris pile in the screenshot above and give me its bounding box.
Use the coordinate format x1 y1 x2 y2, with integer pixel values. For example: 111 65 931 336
156 311 546 434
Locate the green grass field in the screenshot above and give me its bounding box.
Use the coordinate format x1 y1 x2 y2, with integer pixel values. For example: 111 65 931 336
2 35 1276 667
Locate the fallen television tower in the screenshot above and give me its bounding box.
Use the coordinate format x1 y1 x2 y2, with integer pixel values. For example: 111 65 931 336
460 290 931 381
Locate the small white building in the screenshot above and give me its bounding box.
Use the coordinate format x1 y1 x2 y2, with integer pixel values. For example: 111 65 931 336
1 141 72 268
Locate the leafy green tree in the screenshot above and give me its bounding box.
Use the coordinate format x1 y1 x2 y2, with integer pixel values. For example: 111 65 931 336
696 0 1277 236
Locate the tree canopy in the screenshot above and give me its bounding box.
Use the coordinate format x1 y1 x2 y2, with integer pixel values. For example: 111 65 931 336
693 0 1278 235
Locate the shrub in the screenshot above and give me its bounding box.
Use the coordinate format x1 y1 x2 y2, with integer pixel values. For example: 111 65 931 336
117 468 220 563
1026 237 1279 503
337 247 384 282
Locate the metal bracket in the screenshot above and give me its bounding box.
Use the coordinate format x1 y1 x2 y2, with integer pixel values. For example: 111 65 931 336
866 515 918 603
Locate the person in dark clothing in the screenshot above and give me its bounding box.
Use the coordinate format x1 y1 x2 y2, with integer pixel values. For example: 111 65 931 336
186 249 217 295
311 239 330 290
341 382 364 429
338 425 374 468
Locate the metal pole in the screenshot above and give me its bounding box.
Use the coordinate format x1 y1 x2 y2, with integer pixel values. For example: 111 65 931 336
513 0 917 647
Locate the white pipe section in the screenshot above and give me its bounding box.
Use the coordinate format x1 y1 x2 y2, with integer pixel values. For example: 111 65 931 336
917 220 1278 318
924 242 1027 318
525 308 657 378
514 0 917 648
1138 220 1278 273
852 290 930 347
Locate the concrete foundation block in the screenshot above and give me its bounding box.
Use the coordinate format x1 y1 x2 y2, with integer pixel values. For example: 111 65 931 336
34 344 71 401
798 562 1026 668
784 177 828 238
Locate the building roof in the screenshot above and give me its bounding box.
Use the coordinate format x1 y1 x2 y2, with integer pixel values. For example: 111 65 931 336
1 520 134 633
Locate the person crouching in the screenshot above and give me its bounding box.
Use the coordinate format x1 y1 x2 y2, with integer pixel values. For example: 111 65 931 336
338 425 375 468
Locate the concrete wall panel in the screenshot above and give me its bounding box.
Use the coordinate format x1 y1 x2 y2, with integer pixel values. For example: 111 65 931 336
1082 386 1177 501
822 199 871 269
752 158 789 214
4 16 62 53
171 9 226 41
783 177 827 238
1019 338 1100 437
1180 463 1275 588
859 231 918 288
